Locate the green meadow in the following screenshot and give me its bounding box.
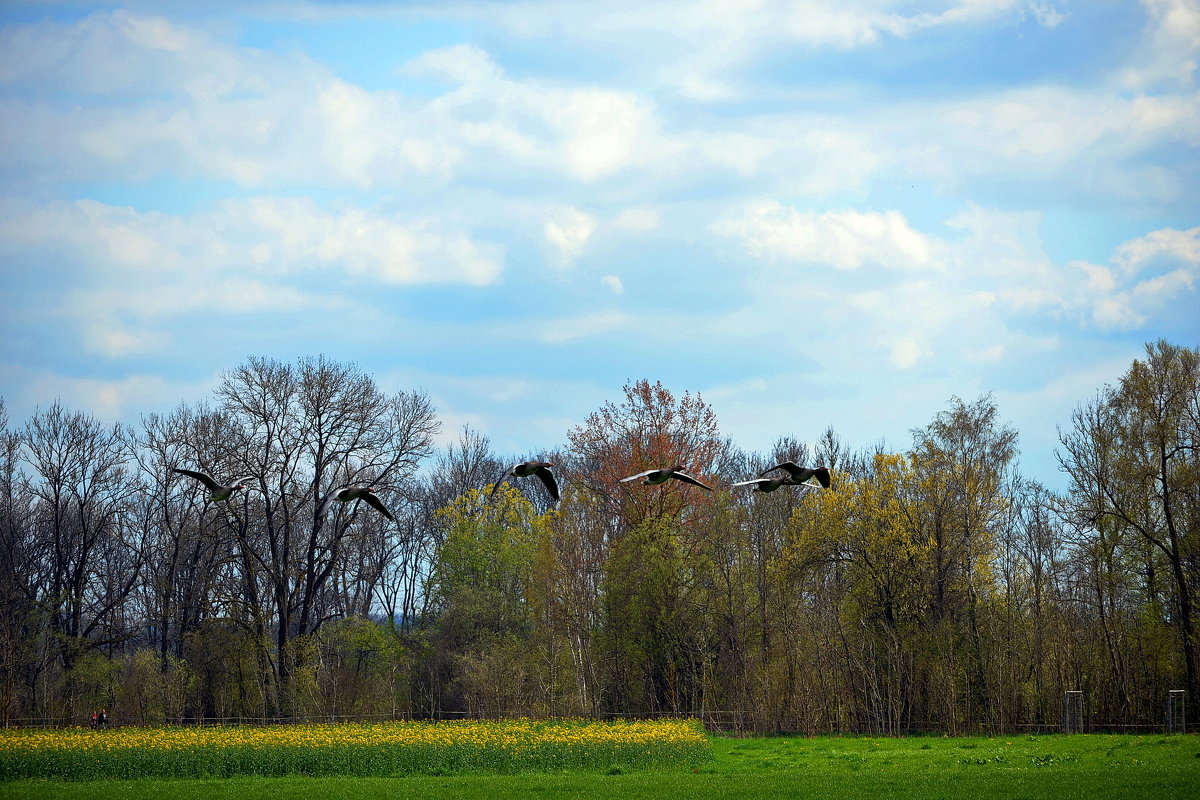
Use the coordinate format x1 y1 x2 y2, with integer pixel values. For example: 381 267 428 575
3 733 1197 800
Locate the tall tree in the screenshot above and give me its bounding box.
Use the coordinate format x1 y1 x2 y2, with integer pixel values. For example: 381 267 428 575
129 404 237 672
0 399 35 724
908 395 1018 727
427 487 549 716
1059 340 1200 707
21 403 141 676
562 380 724 714
213 356 438 716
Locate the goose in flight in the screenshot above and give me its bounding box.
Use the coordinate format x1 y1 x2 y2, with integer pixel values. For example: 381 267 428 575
318 485 395 521
172 469 256 502
733 476 816 493
492 461 560 503
759 462 831 489
619 466 712 491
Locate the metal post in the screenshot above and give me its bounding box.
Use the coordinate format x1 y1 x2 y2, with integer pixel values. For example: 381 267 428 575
1167 689 1185 733
1062 690 1083 734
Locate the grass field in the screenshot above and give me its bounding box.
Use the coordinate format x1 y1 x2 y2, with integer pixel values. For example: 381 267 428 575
2 731 1197 799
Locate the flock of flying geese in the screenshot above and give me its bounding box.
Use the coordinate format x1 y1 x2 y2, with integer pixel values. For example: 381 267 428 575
170 461 833 523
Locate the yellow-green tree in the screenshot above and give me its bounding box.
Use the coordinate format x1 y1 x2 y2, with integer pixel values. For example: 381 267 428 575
427 486 552 716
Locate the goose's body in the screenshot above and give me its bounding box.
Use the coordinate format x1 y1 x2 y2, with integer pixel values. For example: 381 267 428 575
759 462 831 489
318 485 394 521
492 461 559 503
173 468 255 502
619 466 712 491
733 476 812 493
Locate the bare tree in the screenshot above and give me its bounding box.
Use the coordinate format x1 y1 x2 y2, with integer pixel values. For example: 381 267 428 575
1059 341 1200 708
22 402 142 676
214 356 438 716
128 404 239 674
0 398 36 724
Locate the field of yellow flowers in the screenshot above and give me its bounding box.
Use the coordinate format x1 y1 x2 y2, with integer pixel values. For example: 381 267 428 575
0 718 712 780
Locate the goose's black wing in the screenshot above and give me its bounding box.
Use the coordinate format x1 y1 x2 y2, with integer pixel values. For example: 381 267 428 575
360 491 395 521
534 466 560 502
173 468 222 492
759 461 802 479
672 471 713 491
810 467 831 489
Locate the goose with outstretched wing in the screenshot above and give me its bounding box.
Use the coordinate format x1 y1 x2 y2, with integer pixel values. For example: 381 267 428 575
759 462 831 489
173 468 256 501
318 485 395 521
618 466 712 491
491 461 560 503
733 476 817 493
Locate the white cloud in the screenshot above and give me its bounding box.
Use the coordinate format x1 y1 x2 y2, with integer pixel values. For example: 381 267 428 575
683 126 887 195
1133 267 1196 301
257 200 504 286
0 12 460 187
482 0 1067 100
1074 261 1118 294
0 200 182 270
550 87 663 181
1073 226 1200 329
713 199 1199 370
933 88 1200 164
402 43 675 181
79 279 338 321
3 7 1192 207
543 206 597 268
407 42 504 84
738 205 1198 344
62 277 352 357
967 344 1007 363
713 202 937 270
1113 225 1200 273
1117 0 1200 89
0 196 504 357
888 338 926 369
0 197 504 286
701 376 770 404
602 274 624 294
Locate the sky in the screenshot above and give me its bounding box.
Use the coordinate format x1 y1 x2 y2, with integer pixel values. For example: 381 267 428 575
0 0 1197 487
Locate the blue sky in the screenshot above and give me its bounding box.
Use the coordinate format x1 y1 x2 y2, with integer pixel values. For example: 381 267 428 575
1 0 1197 486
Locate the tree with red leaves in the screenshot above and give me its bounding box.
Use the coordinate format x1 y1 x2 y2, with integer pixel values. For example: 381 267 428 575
565 379 722 530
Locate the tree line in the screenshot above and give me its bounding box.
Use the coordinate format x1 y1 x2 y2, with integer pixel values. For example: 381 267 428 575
0 342 1197 733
